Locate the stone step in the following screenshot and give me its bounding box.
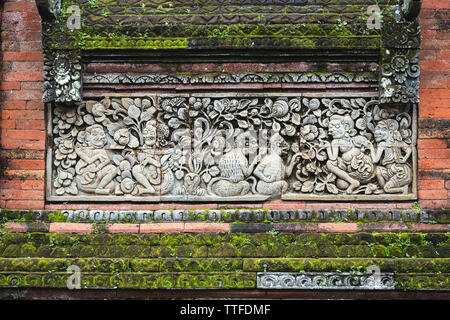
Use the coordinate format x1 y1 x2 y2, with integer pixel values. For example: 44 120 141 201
0 257 448 274
0 271 448 291
1 232 448 259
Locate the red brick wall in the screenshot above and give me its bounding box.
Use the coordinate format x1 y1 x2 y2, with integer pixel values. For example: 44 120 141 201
0 0 45 210
418 0 450 209
0 0 448 211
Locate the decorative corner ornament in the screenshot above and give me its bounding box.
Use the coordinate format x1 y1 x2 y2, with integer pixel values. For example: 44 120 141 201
43 52 82 103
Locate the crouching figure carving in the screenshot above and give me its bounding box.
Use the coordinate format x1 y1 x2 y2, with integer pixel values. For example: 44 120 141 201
75 124 118 194
368 119 412 194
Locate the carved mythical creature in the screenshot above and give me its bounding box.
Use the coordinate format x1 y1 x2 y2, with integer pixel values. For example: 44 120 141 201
75 124 118 194
254 133 301 195
324 115 375 194
368 119 412 194
207 131 259 197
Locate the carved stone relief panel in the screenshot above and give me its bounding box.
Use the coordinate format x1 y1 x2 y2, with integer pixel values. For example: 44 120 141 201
47 94 417 201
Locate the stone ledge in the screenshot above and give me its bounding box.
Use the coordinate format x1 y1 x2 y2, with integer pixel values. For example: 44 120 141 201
0 271 447 291
2 222 449 234
1 208 449 224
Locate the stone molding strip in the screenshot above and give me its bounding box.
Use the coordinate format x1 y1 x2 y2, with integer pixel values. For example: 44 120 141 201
256 272 395 290
2 222 449 234
1 209 448 224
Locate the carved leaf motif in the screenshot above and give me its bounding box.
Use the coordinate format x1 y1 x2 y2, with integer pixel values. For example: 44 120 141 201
326 184 339 194
123 117 134 126
128 105 141 120
121 98 135 110
301 181 315 193
291 113 301 125
315 183 325 192
83 114 95 125
237 120 248 129
168 118 183 129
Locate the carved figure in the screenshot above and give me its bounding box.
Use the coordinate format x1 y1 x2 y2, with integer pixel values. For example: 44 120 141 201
254 133 300 195
75 124 118 194
368 119 412 194
207 131 259 197
324 115 374 194
132 120 161 194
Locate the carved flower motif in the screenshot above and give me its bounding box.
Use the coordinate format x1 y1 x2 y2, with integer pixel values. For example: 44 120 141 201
300 125 319 141
391 55 409 83
53 56 71 85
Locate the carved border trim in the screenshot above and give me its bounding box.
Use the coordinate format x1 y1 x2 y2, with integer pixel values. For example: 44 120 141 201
83 72 378 85
257 272 395 290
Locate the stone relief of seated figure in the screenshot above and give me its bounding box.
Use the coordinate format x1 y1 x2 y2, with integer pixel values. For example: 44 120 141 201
368 119 412 194
254 133 301 196
207 131 259 197
75 124 118 194
323 115 375 194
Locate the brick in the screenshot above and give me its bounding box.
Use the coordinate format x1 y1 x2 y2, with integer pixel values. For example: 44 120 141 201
1 138 45 150
15 120 45 130
411 224 449 232
5 129 45 141
419 159 450 170
0 120 15 129
2 100 26 110
418 139 448 149
3 222 28 232
25 100 44 110
2 89 43 101
3 72 42 82
49 223 93 234
420 60 450 70
4 2 39 12
437 50 450 60
2 170 44 180
418 189 448 200
1 110 45 120
446 180 450 190
1 189 44 200
316 223 360 233
0 82 20 90
418 149 450 159
20 180 44 190
107 224 140 233
139 223 184 233
362 223 409 232
11 61 43 72
184 222 229 233
5 200 44 209
418 179 445 190
419 199 449 209
6 159 44 170
422 0 450 9
420 89 450 99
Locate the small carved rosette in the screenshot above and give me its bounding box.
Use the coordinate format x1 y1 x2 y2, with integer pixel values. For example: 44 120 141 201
48 95 416 201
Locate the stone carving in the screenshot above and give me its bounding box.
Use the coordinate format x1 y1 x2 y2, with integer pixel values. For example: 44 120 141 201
257 272 395 290
83 72 377 85
380 49 420 104
48 95 416 201
43 52 82 103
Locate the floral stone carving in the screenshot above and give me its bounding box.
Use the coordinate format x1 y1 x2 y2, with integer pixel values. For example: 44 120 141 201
47 94 417 201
